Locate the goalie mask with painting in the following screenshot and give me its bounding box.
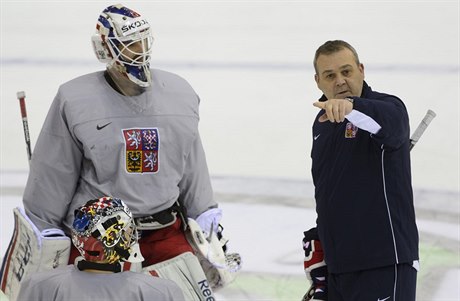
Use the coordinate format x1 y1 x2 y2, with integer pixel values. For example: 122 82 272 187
71 197 141 264
92 4 154 87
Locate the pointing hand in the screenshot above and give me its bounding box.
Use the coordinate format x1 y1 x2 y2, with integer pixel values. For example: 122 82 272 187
313 99 353 123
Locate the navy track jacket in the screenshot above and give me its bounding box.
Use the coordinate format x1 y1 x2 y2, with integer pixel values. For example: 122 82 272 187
311 82 419 274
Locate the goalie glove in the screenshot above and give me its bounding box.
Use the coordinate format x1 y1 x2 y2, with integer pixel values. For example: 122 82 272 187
302 227 327 301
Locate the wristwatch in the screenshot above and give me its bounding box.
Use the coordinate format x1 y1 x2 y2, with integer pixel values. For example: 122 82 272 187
345 97 354 104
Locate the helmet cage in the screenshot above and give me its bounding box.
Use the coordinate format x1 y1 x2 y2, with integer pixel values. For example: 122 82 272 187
106 30 153 67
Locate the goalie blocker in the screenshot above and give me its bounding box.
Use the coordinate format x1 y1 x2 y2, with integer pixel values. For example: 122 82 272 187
0 207 71 301
186 218 241 289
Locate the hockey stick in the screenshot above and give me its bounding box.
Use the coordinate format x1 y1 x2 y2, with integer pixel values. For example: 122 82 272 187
409 109 436 151
17 91 32 162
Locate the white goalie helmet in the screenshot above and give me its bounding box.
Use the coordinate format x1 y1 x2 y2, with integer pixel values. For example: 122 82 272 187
91 4 154 87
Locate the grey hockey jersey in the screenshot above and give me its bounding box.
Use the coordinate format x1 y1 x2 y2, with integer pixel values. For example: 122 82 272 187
16 265 185 301
23 69 216 232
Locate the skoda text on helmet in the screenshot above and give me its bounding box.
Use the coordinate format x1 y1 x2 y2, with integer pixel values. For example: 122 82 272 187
91 4 153 87
71 196 143 264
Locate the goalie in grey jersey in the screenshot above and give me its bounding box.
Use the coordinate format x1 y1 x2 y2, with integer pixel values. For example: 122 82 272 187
17 3 241 299
17 197 185 301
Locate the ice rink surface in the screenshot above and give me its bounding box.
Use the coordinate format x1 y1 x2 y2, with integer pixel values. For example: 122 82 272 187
1 1 459 300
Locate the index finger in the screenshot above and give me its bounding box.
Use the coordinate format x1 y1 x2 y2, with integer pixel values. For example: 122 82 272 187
313 101 325 109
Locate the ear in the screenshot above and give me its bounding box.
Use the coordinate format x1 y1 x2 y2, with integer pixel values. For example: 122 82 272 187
359 63 365 77
314 73 321 89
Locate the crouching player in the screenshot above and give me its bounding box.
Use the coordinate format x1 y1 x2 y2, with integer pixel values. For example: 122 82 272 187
17 197 185 301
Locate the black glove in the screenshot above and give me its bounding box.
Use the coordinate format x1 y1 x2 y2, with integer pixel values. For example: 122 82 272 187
302 228 327 301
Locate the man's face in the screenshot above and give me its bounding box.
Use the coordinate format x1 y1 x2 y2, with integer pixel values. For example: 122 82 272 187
118 38 150 64
314 48 365 99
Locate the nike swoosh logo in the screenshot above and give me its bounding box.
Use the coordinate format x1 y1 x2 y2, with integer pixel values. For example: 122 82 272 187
96 122 112 130
314 134 321 140
377 297 390 301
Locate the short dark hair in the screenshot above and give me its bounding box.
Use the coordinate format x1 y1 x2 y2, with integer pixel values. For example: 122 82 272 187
314 40 360 74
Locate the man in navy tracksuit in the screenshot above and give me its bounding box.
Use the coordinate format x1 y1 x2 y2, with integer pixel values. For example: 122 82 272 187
302 40 419 301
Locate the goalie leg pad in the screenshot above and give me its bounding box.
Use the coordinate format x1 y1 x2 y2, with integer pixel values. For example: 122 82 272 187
1 207 70 301
143 252 215 301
